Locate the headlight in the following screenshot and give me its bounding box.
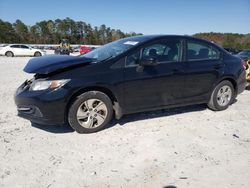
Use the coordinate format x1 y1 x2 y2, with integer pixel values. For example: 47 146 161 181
29 79 70 91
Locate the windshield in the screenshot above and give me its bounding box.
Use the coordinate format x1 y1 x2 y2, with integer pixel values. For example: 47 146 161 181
81 38 140 61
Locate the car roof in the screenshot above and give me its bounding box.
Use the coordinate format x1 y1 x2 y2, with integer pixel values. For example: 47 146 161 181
124 34 215 44
122 34 223 50
9 44 29 46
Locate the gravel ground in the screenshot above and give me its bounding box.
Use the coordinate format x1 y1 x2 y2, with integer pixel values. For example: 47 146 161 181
0 56 249 188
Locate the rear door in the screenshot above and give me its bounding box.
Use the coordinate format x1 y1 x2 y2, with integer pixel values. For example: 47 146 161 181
122 38 187 113
184 39 223 101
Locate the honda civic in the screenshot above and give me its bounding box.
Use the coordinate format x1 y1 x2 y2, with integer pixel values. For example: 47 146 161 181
15 35 247 133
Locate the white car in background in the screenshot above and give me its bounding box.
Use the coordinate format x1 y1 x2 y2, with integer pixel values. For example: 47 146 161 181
0 44 46 57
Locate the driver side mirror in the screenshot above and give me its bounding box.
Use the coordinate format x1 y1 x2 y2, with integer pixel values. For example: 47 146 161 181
139 57 157 66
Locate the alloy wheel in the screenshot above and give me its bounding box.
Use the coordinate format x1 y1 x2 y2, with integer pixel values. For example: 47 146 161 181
216 85 232 107
76 99 108 128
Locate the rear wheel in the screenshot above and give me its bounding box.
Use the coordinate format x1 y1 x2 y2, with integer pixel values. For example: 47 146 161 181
34 52 42 57
68 91 113 133
6 51 14 57
207 80 234 111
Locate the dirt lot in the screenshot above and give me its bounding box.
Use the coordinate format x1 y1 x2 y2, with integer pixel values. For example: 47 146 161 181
0 56 249 188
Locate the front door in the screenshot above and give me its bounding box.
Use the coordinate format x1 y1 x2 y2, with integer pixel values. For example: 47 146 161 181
122 39 187 113
20 45 33 56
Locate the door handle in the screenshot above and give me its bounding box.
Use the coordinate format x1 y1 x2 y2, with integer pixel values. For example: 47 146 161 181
173 68 184 73
213 64 223 69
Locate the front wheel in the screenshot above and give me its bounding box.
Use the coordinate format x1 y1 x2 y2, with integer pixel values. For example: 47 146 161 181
207 80 235 111
6 51 14 57
68 91 113 133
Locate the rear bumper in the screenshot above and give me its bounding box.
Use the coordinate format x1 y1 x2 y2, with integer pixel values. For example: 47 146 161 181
237 70 247 95
237 79 247 95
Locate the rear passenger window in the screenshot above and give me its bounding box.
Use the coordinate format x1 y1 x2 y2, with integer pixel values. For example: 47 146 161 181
20 45 29 49
187 41 220 61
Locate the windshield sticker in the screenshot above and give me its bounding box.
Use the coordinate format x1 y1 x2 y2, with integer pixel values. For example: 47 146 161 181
124 41 139 45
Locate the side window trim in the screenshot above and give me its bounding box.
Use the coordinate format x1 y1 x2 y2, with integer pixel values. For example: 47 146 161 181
125 39 183 68
186 39 221 61
10 45 20 48
125 49 142 68
21 45 29 49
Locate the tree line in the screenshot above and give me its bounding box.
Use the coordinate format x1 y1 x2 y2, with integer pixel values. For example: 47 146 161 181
0 18 250 49
0 17 142 45
194 32 250 50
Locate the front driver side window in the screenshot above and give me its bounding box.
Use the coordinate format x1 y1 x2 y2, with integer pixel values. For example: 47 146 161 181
142 41 181 62
126 40 181 67
10 45 20 48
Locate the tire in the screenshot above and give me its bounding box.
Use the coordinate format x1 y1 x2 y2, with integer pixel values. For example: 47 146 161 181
68 91 113 133
34 52 42 57
207 80 235 111
6 51 14 57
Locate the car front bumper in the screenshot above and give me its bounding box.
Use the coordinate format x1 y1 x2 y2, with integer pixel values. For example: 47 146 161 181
14 81 70 125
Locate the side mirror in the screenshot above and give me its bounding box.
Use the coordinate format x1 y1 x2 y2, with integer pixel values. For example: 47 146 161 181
140 57 157 66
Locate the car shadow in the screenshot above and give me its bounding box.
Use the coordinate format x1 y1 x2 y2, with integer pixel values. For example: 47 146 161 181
31 123 74 134
231 98 238 104
31 104 207 134
106 104 207 129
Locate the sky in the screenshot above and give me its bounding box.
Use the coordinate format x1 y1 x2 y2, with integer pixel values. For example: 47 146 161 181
0 0 249 35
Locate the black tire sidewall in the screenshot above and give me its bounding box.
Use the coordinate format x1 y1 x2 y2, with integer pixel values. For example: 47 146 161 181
68 91 113 133
34 52 41 57
6 51 14 57
212 81 234 111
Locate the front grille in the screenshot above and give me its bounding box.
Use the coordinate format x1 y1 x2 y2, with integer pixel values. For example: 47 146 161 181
17 107 32 112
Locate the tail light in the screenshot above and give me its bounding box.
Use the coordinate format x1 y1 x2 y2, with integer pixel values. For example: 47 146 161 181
241 60 247 69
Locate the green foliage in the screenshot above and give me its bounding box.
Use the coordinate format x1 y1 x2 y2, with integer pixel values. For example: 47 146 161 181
13 19 29 43
0 19 19 43
0 18 249 49
0 18 142 44
194 32 250 50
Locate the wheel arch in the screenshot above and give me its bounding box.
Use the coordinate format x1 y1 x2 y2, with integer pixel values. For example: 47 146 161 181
5 51 14 56
219 77 237 94
34 51 42 56
211 76 238 98
71 86 118 103
65 86 121 122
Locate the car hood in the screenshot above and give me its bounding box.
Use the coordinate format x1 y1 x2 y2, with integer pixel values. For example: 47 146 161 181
24 55 95 74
